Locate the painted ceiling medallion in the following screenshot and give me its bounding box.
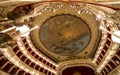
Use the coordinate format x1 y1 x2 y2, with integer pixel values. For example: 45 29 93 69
40 14 90 55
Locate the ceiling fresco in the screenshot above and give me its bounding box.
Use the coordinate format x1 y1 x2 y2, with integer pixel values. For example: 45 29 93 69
40 14 90 56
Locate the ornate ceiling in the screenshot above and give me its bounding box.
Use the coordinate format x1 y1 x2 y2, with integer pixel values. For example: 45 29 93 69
0 0 120 75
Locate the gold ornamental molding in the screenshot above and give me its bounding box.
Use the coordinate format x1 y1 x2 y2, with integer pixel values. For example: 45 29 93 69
57 59 97 75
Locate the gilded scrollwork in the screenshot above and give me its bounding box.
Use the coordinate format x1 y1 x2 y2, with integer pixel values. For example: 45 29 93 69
0 33 16 48
0 6 15 18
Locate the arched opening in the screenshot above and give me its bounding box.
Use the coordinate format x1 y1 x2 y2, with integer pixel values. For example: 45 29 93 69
62 66 95 75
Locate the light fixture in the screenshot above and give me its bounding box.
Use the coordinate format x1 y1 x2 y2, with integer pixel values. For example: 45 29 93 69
16 25 30 37
96 11 105 20
0 26 16 33
100 25 120 44
111 31 120 43
77 10 81 14
15 25 38 37
96 14 103 20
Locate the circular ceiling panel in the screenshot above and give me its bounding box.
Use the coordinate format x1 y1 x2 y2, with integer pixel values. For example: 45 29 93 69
40 14 90 55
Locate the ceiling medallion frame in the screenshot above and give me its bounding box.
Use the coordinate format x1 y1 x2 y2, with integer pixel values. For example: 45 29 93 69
30 2 102 62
